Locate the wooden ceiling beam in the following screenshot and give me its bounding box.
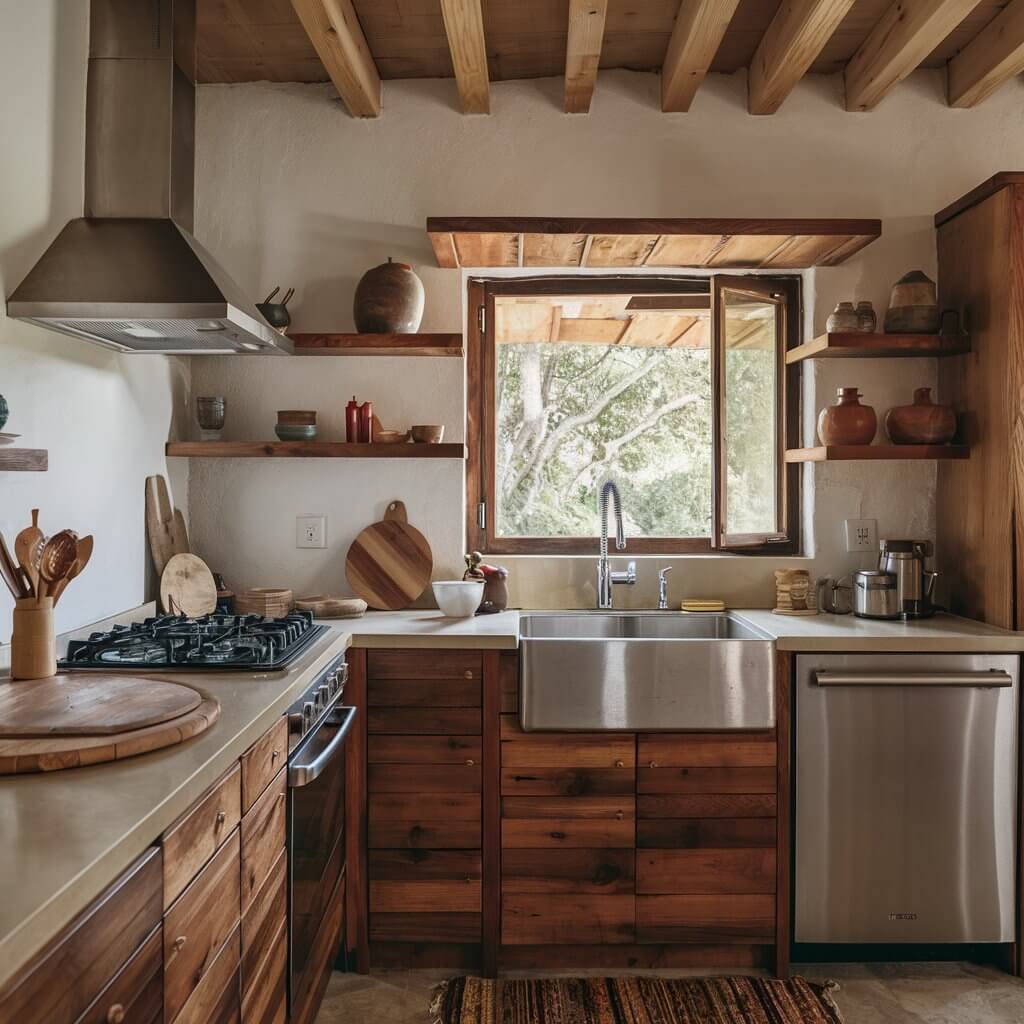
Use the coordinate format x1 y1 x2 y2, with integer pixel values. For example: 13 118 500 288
440 0 490 114
661 0 741 112
948 0 1024 107
844 0 984 112
565 0 609 113
290 0 381 117
749 0 856 115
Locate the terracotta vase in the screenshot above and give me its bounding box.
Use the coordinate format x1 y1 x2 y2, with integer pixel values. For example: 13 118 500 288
817 387 877 445
353 258 425 333
884 387 956 444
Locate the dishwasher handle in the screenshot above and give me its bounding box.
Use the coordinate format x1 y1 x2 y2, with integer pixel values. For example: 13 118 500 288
814 670 1014 688
289 704 356 788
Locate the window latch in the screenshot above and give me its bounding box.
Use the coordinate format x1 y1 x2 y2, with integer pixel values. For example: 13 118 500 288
477 305 486 333
477 501 487 530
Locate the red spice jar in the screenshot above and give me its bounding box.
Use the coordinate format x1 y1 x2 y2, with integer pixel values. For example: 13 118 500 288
358 401 374 443
817 387 877 445
345 397 360 443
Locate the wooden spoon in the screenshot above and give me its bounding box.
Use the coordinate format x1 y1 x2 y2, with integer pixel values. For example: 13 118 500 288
0 531 26 599
50 535 93 606
14 510 44 598
37 530 78 601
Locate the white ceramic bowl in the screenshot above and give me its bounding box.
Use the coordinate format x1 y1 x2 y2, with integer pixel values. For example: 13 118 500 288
432 580 484 618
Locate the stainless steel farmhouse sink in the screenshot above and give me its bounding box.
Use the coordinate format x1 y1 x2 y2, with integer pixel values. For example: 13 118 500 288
519 612 775 732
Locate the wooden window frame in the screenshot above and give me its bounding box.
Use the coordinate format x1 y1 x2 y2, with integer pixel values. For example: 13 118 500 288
466 274 801 556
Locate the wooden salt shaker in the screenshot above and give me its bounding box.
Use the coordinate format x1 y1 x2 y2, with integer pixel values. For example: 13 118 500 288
11 597 57 680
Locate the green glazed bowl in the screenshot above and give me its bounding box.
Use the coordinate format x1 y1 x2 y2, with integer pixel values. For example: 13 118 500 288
275 423 317 442
0 394 8 431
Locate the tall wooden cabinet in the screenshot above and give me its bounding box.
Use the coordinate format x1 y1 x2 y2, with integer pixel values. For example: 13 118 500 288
935 173 1024 629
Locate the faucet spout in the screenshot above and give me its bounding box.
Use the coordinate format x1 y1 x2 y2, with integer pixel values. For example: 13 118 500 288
597 481 635 609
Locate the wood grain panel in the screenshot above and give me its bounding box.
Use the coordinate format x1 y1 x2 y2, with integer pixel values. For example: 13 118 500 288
502 895 635 945
240 768 286 911
501 767 636 796
501 849 634 894
163 765 241 909
240 920 286 1024
502 817 634 849
77 926 162 1024
584 235 658 267
370 820 481 850
638 794 778 819
367 707 481 735
368 763 482 793
368 734 481 764
949 0 1024 107
637 766 776 795
498 942 769 970
499 652 519 713
370 879 482 913
502 796 634 819
638 733 776 768
645 234 724 266
636 894 775 944
564 0 608 113
637 817 777 849
369 848 482 879
500 716 635 768
174 925 240 1024
369 649 483 679
637 849 776 895
661 0 741 112
522 233 586 267
241 849 286 995
453 232 519 267
481 650 501 979
291 869 345 1024
369 913 481 943
440 0 490 113
241 718 287 813
367 677 481 707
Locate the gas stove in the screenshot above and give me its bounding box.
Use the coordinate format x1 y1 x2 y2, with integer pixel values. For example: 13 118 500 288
60 611 330 671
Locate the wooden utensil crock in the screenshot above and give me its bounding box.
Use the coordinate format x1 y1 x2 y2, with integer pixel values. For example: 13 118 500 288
11 597 57 680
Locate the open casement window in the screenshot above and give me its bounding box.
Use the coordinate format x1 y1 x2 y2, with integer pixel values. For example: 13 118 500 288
466 275 799 556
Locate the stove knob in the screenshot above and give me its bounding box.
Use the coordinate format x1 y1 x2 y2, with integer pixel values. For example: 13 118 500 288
318 684 331 707
302 701 316 730
327 671 340 696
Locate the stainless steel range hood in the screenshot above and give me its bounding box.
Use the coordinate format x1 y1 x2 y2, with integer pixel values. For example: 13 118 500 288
6 0 288 355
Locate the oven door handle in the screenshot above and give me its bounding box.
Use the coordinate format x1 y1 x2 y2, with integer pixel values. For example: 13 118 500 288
814 670 1014 688
288 704 356 788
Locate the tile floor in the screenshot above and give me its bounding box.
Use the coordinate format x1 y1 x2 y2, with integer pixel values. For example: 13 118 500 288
317 962 1024 1023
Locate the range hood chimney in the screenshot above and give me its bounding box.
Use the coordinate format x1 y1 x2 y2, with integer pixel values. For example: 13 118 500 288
6 0 287 355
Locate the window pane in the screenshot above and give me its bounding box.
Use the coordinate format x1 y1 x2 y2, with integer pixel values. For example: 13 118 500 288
495 340 712 538
720 288 779 537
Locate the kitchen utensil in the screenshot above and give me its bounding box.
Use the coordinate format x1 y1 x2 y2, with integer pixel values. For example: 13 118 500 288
345 500 433 611
160 553 218 617
370 414 409 444
884 270 939 333
49 534 93 606
275 423 318 441
0 432 21 446
0 675 219 775
257 286 294 333
295 595 368 619
0 531 27 599
234 587 293 617
10 597 56 680
852 569 900 619
14 510 44 598
37 530 78 600
346 397 360 442
410 424 445 444
196 396 226 439
856 300 877 333
879 539 937 618
773 568 816 615
816 575 852 615
826 301 858 332
277 409 316 425
432 579 484 618
817 387 876 445
884 387 957 444
353 257 425 333
145 475 190 576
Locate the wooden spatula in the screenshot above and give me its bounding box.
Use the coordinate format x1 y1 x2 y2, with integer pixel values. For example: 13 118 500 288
14 510 44 598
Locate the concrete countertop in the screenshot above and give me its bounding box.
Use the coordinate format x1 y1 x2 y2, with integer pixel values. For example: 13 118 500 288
342 609 520 649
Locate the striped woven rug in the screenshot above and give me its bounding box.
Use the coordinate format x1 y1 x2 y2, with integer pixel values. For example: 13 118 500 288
431 976 843 1024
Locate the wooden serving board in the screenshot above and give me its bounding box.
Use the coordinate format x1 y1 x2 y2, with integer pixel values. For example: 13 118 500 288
145 475 190 576
0 676 219 775
345 500 432 611
160 553 218 617
295 595 367 618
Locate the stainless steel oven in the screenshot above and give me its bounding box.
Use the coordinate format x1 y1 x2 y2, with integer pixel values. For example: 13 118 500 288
286 653 354 1024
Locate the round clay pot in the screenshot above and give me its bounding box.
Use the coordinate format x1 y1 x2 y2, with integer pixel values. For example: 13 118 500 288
884 387 956 444
826 302 859 333
817 387 877 445
353 258 425 333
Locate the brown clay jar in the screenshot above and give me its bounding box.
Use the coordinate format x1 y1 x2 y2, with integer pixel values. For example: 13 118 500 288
884 387 956 444
353 257 425 333
817 387 877 445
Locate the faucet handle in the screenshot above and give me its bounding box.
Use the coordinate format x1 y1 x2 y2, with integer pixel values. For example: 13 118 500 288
658 567 673 582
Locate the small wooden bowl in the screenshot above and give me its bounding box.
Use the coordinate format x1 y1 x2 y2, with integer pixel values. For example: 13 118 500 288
375 429 410 444
234 587 294 617
411 424 444 444
277 410 317 425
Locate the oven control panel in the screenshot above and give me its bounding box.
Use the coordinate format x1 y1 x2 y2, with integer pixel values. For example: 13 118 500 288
287 654 348 744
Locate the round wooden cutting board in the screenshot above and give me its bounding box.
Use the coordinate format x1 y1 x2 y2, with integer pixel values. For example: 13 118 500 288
345 500 432 611
160 553 218 617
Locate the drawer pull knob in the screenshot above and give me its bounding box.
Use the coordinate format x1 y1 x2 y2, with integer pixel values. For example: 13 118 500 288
107 1004 126 1024
465 759 475 767
173 935 187 952
614 759 624 769
464 670 474 679
271 749 280 761
215 810 226 828
615 810 624 820
649 761 658 768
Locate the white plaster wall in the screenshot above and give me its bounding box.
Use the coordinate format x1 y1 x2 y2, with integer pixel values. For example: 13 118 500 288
190 69 1024 608
0 1 189 641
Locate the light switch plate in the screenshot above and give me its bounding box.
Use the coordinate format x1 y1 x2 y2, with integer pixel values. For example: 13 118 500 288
296 514 327 549
845 518 877 552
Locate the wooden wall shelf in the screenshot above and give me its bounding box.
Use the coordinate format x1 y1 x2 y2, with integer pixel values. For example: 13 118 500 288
786 332 971 364
0 449 47 472
291 333 463 357
166 441 467 460
786 445 969 463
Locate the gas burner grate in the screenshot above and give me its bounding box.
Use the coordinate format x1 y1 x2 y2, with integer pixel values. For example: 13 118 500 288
61 610 330 671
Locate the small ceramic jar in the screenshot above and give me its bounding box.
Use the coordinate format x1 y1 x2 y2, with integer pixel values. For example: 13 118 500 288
855 301 877 333
196 396 226 439
826 302 859 333
817 387 877 445
0 394 8 431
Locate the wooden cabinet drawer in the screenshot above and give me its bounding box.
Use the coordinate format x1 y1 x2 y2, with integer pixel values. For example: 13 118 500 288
241 718 287 814
501 849 634 895
0 847 162 1024
637 849 776 895
368 734 481 765
502 796 635 848
637 766 776 795
369 850 482 913
163 766 241 909
499 652 519 713
241 849 286 994
369 913 481 943
368 677 481 707
174 926 240 1024
369 793 481 850
240 920 286 1024
241 768 286 911
637 794 777 819
501 767 635 797
367 707 481 735
164 831 241 1023
78 926 162 1024
369 763 481 794
636 894 775 944
500 717 635 769
501 895 635 945
368 650 482 680
638 733 776 768
637 817 777 849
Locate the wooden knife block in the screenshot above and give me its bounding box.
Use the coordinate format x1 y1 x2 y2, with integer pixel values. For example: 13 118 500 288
11 598 56 680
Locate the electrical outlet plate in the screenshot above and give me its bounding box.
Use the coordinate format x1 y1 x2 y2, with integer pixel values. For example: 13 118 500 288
296 514 327 549
845 518 877 553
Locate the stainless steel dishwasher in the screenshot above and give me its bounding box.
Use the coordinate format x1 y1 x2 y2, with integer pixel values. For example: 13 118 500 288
795 652 1018 944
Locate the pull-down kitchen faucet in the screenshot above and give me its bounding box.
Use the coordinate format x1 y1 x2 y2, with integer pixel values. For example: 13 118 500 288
596 481 636 609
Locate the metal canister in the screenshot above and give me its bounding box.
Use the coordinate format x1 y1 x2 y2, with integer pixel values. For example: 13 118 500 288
853 570 901 619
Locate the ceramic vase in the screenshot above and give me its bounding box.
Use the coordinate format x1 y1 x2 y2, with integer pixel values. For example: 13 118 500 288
856 301 877 333
817 387 877 445
826 302 859 333
884 387 956 444
884 270 939 333
353 258 425 333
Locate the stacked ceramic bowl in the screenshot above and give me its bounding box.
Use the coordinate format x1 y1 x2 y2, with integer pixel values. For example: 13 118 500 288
276 410 317 441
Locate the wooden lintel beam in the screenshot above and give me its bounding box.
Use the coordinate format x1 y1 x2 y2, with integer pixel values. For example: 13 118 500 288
565 0 609 113
440 0 490 114
749 0 856 115
948 0 1024 107
661 0 741 112
844 0 984 112
291 0 381 117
